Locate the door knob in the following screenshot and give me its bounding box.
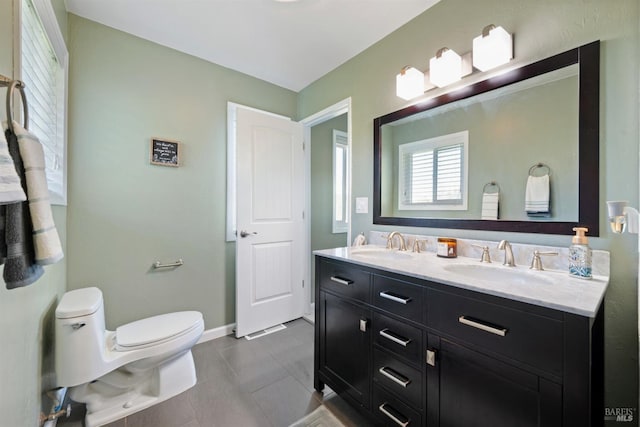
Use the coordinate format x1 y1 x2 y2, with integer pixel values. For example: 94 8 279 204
239 230 258 238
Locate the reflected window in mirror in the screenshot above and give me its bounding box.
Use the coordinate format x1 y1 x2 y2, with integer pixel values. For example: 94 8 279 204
333 130 348 233
398 131 468 211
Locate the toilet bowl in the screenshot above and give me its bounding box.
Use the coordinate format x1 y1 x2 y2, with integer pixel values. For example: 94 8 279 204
54 287 204 427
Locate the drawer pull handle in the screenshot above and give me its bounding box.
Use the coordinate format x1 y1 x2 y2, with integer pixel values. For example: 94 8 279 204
379 366 411 388
379 328 412 347
378 403 410 427
379 291 412 305
330 276 353 286
458 316 508 337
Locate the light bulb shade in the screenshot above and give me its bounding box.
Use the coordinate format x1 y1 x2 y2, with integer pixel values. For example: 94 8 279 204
396 66 424 100
473 25 513 72
429 48 462 88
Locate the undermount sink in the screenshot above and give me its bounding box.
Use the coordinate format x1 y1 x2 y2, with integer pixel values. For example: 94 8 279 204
443 263 555 286
350 246 412 260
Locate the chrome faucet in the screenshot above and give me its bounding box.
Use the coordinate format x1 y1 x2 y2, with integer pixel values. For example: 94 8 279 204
497 240 516 267
386 231 407 251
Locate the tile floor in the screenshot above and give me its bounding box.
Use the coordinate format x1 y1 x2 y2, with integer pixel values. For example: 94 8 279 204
59 319 371 427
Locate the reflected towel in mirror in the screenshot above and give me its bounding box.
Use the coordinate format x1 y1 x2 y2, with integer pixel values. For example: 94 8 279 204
481 192 499 220
525 174 550 217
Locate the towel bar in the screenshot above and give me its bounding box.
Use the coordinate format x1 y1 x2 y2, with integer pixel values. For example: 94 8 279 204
528 162 551 177
153 259 184 269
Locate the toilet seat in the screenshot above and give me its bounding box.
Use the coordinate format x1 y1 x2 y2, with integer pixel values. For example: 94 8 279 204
115 311 202 351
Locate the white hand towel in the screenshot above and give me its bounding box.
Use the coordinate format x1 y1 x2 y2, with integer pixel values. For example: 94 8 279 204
12 121 64 265
481 192 499 220
525 174 550 215
0 130 27 204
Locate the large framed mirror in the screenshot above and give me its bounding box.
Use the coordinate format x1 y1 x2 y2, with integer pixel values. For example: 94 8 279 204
373 41 599 235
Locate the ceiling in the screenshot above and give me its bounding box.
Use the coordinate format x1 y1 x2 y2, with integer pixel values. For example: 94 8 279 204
64 0 440 92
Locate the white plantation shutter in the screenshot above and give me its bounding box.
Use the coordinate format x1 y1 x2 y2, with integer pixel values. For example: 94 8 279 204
21 0 67 204
404 150 433 204
398 131 468 210
333 130 348 233
436 144 462 201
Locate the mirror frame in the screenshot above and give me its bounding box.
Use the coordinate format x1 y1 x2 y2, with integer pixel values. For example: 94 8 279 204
373 41 600 236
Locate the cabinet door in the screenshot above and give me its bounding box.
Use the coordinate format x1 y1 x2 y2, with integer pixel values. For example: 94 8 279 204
427 335 562 427
318 292 371 409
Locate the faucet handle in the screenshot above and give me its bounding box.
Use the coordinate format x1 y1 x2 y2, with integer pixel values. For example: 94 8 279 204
412 239 426 253
472 244 492 263
529 250 558 271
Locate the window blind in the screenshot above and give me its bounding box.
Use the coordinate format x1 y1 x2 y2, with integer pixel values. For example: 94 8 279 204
21 0 65 202
400 142 463 207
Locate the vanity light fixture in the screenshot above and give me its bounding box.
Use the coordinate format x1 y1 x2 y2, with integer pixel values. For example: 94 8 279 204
396 66 425 101
394 24 513 100
429 47 463 88
606 200 639 234
473 25 513 72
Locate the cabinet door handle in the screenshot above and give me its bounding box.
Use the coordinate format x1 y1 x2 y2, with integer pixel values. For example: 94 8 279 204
330 276 353 286
378 403 410 427
458 315 508 337
379 366 411 388
379 291 412 305
379 328 412 347
426 349 436 367
359 318 368 332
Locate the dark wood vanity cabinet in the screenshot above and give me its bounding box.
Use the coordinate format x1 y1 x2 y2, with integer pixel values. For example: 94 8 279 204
314 256 604 427
316 259 373 410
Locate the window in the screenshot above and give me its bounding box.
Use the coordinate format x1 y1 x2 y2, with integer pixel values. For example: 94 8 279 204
20 0 68 205
398 131 468 211
333 130 348 233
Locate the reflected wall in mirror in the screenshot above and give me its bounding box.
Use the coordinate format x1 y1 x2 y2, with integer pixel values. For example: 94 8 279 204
374 41 600 235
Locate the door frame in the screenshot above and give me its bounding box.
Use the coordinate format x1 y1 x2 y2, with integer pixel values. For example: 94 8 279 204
300 97 353 317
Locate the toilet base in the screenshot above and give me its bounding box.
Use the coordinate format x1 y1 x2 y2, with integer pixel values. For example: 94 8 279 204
70 350 197 427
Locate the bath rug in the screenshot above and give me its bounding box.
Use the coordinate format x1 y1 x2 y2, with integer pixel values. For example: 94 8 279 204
289 406 345 427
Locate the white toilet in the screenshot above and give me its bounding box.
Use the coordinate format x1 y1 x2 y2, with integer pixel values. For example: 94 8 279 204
54 287 204 427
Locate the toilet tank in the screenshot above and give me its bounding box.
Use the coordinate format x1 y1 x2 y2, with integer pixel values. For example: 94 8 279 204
55 287 108 387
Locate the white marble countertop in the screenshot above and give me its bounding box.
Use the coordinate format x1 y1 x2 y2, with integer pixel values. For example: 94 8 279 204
314 245 609 318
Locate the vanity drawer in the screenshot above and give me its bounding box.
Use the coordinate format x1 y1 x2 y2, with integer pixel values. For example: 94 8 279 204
373 312 423 365
373 384 422 427
427 289 563 376
373 274 424 323
373 348 423 409
318 259 371 303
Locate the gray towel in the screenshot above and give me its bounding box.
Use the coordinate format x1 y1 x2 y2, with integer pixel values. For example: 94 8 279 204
0 129 43 289
0 129 26 204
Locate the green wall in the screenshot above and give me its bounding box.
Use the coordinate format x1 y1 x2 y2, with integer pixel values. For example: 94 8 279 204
298 0 639 416
0 0 68 425
66 15 298 330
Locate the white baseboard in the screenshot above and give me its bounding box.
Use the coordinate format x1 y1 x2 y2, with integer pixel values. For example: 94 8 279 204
303 303 315 324
197 322 236 344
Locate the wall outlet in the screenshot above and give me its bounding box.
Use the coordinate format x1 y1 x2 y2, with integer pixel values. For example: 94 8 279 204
356 197 368 214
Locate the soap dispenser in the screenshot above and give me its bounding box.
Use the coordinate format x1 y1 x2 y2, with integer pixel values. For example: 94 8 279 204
569 227 592 279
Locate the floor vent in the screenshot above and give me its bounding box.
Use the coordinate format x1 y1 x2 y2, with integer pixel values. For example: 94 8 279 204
244 324 287 340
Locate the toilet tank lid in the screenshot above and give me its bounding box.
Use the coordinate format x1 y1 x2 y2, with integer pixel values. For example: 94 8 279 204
56 287 103 319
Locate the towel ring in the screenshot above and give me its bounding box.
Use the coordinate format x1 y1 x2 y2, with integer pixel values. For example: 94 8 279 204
483 181 500 194
528 163 551 177
5 79 29 132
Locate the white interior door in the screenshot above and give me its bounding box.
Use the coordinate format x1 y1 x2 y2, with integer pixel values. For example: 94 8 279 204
235 107 305 338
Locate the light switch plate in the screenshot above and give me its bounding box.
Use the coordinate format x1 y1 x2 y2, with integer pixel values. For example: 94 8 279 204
356 197 368 214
